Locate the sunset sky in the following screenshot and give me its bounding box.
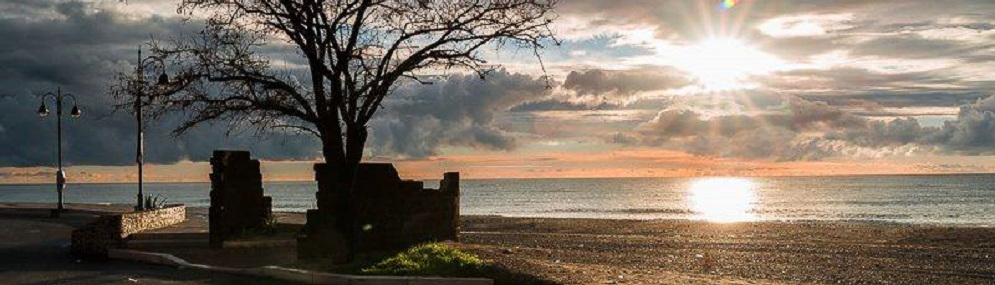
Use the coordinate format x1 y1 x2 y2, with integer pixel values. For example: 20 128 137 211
3 0 995 183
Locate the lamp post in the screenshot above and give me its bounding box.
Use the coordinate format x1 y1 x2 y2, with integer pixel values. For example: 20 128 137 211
37 87 82 217
133 46 169 211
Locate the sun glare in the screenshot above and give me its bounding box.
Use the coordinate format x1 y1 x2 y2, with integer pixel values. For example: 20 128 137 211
688 177 758 223
673 38 785 91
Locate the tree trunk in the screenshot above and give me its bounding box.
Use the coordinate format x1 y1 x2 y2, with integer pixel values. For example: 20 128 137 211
345 126 367 169
319 120 347 168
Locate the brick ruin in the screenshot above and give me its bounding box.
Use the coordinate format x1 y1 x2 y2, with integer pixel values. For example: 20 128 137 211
298 163 460 263
203 150 459 261
209 150 273 248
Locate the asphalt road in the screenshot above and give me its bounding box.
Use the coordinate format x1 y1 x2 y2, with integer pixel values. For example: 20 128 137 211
0 205 300 285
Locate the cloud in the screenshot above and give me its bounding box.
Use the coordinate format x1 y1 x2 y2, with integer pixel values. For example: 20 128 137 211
758 13 855 38
802 92 989 109
368 70 552 158
5 0 995 169
0 1 558 167
563 67 691 98
929 96 995 152
615 92 995 160
755 66 981 95
0 1 320 167
551 0 995 101
850 35 964 59
508 99 617 112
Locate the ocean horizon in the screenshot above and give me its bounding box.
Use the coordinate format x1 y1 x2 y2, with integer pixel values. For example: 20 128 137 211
3 173 994 226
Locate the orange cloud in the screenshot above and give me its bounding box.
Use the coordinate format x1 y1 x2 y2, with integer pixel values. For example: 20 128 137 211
3 150 994 184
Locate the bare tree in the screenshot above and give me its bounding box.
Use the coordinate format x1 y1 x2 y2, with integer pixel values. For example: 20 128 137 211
114 0 558 179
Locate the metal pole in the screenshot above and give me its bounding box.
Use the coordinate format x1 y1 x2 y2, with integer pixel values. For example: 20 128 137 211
56 87 65 212
136 48 145 211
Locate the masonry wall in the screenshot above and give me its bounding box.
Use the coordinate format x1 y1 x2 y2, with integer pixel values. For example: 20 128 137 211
209 150 273 248
299 163 460 262
71 205 186 258
121 205 186 237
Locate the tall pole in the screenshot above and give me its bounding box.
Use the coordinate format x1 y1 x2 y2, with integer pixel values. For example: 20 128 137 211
38 87 79 217
136 48 145 211
55 87 65 212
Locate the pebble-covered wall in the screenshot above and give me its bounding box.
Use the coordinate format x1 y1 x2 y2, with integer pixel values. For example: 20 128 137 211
71 205 185 258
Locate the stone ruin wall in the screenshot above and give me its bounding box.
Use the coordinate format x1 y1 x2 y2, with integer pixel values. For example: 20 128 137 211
298 163 460 262
350 165 460 253
209 150 273 248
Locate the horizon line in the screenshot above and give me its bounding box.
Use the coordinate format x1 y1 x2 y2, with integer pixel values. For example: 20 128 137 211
2 172 993 186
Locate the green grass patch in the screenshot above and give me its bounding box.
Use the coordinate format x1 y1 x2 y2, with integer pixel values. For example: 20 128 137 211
360 243 486 277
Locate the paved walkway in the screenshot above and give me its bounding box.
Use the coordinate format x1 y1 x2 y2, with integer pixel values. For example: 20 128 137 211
0 203 301 285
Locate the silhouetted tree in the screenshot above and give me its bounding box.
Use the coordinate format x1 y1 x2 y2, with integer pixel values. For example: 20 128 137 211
113 0 558 179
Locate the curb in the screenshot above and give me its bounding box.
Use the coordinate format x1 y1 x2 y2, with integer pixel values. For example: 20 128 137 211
223 239 297 248
107 249 493 285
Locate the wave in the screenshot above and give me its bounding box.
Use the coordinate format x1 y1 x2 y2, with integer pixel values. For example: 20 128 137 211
543 208 694 215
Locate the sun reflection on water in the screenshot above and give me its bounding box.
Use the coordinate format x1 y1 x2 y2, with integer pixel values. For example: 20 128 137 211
688 177 758 223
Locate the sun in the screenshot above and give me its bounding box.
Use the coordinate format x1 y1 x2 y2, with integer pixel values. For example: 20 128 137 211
673 38 785 91
687 177 758 223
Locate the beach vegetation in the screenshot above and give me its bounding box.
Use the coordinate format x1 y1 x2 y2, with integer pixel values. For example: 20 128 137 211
360 243 485 277
142 194 168 210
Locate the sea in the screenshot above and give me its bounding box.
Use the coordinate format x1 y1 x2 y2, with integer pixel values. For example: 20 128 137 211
2 174 994 226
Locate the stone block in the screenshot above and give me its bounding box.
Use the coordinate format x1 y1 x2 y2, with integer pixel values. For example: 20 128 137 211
209 150 273 248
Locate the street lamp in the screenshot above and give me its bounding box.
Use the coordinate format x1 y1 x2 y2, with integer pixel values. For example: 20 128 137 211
37 87 82 217
133 46 169 211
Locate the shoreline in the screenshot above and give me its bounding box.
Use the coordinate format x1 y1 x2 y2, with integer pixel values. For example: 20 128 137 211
5 202 993 228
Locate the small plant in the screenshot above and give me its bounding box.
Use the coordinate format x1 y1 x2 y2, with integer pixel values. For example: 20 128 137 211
360 243 486 277
262 215 279 233
143 194 168 210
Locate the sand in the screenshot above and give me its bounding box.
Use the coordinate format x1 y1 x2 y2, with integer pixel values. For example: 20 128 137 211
146 208 995 284
458 216 995 285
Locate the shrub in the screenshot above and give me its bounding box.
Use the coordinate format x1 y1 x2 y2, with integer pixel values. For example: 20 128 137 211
360 243 486 277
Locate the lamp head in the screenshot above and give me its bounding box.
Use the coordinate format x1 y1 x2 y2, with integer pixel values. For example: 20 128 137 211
37 102 49 117
70 105 81 118
156 73 169 86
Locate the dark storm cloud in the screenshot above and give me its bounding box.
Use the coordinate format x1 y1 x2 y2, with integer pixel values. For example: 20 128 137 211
0 0 320 167
563 67 691 98
504 67 690 113
509 99 617 112
0 1 559 166
368 71 552 158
